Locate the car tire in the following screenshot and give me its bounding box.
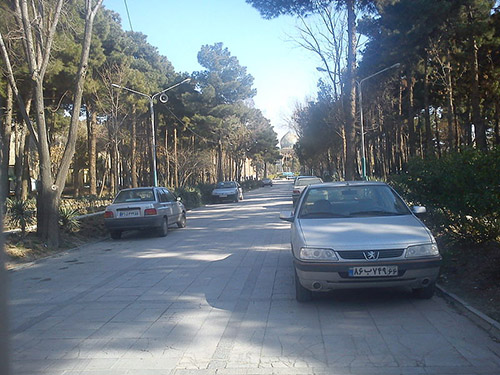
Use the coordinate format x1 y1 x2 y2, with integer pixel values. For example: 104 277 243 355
413 281 436 299
234 194 239 203
110 230 121 240
177 213 187 228
295 270 312 302
158 218 168 237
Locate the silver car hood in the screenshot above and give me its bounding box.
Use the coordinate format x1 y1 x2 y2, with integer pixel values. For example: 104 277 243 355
297 215 433 251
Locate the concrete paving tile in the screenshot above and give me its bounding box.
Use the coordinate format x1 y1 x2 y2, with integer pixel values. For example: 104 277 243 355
124 338 185 359
89 321 153 339
261 334 328 367
382 333 471 367
14 338 80 360
10 359 51 373
112 357 181 370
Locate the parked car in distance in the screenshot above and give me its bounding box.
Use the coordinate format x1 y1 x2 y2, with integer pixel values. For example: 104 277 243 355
280 181 441 302
261 178 273 187
104 187 186 239
211 181 243 203
292 176 323 206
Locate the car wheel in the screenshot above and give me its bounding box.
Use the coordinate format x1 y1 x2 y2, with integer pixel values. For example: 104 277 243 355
158 218 168 237
234 194 239 203
413 281 436 299
110 230 121 240
295 270 312 302
177 213 187 228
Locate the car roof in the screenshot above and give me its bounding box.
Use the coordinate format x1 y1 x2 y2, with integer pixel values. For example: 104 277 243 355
307 180 388 189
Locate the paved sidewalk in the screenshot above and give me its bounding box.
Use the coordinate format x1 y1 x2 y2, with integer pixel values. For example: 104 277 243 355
7 181 500 374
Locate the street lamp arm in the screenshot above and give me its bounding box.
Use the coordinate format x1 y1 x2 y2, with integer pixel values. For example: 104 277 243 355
152 77 191 100
359 63 400 85
356 62 400 181
111 84 151 100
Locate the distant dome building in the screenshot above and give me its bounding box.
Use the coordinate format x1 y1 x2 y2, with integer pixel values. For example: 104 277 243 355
280 131 298 149
278 131 298 174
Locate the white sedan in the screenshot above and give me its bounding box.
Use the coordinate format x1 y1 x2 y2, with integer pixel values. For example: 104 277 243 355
104 187 186 239
211 181 243 203
280 181 441 302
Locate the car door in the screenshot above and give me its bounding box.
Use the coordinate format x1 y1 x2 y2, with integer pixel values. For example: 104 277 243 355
165 189 181 222
158 188 173 222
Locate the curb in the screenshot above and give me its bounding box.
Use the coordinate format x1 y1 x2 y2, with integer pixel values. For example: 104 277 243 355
437 284 500 341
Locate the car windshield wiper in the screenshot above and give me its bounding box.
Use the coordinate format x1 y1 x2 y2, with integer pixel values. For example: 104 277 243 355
299 212 348 218
350 210 407 216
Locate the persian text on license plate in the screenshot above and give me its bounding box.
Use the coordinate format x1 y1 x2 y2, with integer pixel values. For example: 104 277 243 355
349 265 398 277
118 210 140 218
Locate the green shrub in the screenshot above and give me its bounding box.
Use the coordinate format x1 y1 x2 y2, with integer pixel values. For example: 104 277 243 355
59 206 81 233
240 179 260 191
196 183 217 204
175 186 202 210
390 147 500 242
6 198 36 235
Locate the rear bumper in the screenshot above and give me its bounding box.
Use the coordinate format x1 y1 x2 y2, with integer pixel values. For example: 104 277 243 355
294 257 441 291
104 216 163 231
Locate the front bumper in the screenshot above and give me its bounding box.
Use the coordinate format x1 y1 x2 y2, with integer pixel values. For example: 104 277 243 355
294 257 441 291
212 193 238 202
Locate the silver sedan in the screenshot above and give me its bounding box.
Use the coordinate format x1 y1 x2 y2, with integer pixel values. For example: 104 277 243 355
104 187 186 239
280 181 441 302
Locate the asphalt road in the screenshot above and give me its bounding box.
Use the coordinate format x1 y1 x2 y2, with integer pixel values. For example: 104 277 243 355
7 180 500 375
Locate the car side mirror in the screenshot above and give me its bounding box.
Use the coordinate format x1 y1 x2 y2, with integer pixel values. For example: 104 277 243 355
176 196 182 202
280 210 294 222
411 206 427 215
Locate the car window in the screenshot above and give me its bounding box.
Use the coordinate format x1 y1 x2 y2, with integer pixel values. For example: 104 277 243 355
298 185 410 218
216 182 236 188
294 177 323 187
114 189 155 203
158 189 169 203
165 191 177 202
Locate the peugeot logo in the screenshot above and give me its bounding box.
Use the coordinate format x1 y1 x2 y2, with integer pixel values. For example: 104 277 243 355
363 251 379 260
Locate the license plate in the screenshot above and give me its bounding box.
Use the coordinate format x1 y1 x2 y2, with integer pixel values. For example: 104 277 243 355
118 210 140 218
349 265 398 277
219 194 227 198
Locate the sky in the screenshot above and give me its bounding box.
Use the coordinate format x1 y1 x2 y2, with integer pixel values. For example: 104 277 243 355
103 0 325 140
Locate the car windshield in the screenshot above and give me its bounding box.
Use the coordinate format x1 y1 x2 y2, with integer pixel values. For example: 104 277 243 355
298 185 411 219
114 189 155 203
294 177 323 187
216 182 236 189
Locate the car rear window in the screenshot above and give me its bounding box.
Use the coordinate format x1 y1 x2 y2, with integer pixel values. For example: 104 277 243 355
295 178 322 187
114 189 155 203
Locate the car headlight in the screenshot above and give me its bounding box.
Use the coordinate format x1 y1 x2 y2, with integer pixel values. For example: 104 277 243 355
405 244 439 258
299 247 338 262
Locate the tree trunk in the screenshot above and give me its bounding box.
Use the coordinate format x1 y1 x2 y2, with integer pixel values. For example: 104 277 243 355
0 84 13 203
173 127 178 188
131 106 138 188
14 123 26 200
0 186 9 375
495 101 499 145
86 106 97 195
471 37 486 150
21 137 31 200
344 0 357 180
423 56 433 157
445 52 455 152
217 136 223 182
406 70 417 157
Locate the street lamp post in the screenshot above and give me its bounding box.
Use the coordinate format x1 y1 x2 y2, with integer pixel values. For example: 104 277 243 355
111 78 191 186
356 63 400 180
